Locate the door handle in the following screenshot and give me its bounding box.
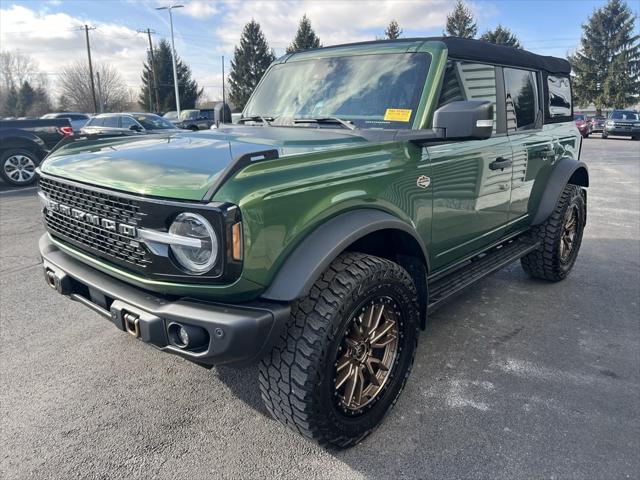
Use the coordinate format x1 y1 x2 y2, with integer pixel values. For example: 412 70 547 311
489 157 512 170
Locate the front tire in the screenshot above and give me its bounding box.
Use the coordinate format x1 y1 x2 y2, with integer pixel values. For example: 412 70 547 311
1 149 39 186
259 252 420 449
521 184 586 281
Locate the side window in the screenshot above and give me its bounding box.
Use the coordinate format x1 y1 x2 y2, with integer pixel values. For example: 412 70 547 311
121 116 138 129
547 75 572 118
503 68 539 132
437 61 498 133
102 116 119 128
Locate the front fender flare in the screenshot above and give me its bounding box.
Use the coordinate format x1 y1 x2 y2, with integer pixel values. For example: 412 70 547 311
261 209 428 302
531 158 589 225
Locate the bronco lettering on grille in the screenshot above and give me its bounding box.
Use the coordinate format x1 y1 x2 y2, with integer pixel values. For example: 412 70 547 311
43 196 137 238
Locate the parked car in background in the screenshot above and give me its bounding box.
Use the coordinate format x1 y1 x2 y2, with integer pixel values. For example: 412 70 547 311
80 113 179 136
175 109 215 130
603 110 640 140
41 112 90 133
162 111 179 124
0 118 72 186
574 113 590 138
589 115 605 134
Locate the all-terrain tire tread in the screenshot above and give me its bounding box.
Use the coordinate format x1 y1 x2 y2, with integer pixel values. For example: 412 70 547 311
258 252 418 449
521 184 584 281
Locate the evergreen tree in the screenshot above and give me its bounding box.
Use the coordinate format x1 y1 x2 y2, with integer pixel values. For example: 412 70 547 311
287 15 321 53
445 0 477 39
16 80 35 116
480 25 523 49
385 20 402 40
229 20 276 110
569 0 640 110
0 84 18 117
139 39 202 112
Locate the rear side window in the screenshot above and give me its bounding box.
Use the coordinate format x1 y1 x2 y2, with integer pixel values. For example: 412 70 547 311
504 68 539 132
547 75 572 118
437 61 498 133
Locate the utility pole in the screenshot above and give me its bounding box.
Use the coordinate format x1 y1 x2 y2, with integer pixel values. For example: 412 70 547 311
96 70 104 113
156 5 183 116
82 25 98 114
139 28 160 113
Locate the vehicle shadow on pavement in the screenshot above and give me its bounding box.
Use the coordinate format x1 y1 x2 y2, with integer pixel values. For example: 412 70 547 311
214 364 272 417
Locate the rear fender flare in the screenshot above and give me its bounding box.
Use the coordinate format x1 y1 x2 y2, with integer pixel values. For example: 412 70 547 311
531 157 589 225
261 209 429 302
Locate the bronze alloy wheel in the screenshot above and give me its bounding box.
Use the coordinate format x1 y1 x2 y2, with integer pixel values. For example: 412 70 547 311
560 205 578 262
333 296 401 415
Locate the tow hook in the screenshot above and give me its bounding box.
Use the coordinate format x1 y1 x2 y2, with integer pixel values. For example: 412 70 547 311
123 312 140 337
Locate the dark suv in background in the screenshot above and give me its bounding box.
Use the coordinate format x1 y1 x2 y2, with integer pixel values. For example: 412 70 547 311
175 109 215 130
603 110 640 140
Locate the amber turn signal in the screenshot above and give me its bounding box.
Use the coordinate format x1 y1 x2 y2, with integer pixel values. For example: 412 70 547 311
231 222 242 261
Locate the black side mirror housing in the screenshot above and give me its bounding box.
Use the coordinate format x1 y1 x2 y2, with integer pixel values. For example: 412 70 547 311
129 124 142 132
433 100 493 140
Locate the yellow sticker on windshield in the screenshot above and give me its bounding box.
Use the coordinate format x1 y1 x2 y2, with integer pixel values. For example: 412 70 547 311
384 108 412 122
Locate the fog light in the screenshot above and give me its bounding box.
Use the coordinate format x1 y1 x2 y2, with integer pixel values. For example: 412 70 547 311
167 322 209 350
178 326 189 345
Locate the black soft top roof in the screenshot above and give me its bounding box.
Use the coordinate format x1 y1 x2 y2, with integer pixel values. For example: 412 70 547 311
316 36 571 75
436 37 571 74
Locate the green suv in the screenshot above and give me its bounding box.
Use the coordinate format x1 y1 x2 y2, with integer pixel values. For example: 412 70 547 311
38 37 588 448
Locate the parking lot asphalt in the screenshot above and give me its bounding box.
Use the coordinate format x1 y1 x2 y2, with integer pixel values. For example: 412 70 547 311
1 137 639 480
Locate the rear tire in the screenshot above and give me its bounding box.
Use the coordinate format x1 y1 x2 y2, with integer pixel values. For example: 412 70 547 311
521 184 585 281
259 252 420 449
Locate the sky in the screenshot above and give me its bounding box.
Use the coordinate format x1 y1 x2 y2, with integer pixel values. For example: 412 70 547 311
0 0 629 102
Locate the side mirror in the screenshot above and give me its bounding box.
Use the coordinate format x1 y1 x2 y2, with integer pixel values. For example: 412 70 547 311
129 124 142 132
433 100 493 140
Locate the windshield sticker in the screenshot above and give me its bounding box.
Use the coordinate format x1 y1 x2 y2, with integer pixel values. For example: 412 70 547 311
384 109 412 122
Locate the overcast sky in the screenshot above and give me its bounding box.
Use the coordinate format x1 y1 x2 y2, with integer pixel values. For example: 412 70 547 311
0 0 623 101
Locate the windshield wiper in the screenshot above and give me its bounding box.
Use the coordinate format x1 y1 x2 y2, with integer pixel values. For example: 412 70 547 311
293 117 356 130
238 115 273 126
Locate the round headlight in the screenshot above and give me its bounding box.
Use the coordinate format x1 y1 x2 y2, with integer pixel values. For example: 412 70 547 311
168 212 218 274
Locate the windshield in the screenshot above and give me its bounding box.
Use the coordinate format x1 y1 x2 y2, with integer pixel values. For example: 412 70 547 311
610 111 639 120
134 114 175 130
179 110 199 121
163 111 178 120
243 53 431 129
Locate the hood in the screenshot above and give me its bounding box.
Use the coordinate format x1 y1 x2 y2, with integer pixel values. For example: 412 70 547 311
40 126 368 201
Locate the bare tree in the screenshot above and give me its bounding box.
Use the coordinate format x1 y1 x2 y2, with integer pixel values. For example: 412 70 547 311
58 61 128 112
0 51 45 89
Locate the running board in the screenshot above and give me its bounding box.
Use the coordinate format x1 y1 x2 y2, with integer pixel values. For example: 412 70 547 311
427 237 540 312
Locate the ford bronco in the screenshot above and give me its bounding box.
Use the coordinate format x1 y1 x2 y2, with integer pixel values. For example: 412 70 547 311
38 37 588 448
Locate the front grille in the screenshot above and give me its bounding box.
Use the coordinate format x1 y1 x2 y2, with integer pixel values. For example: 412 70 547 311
40 177 150 268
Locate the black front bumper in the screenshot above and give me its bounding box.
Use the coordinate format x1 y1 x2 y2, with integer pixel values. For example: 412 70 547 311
39 234 290 367
604 126 640 136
